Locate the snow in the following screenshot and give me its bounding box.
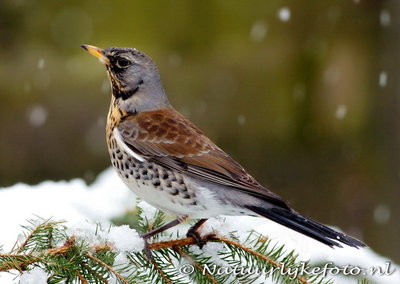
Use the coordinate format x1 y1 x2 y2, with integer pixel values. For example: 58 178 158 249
278 7 291 22
108 225 144 252
65 221 143 253
138 199 158 222
67 221 144 252
373 204 391 225
37 58 45 70
0 168 136 252
66 221 108 247
19 267 48 284
250 20 267 42
380 10 391 27
0 167 399 283
379 71 388 87
237 114 246 125
335 104 347 120
168 53 182 68
324 66 340 85
26 105 48 127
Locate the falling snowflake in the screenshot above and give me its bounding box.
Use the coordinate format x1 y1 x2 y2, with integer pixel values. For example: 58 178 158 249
278 7 291 22
250 20 267 42
27 105 48 127
237 115 246 126
379 72 387 87
373 204 391 225
335 105 347 120
380 10 391 27
37 58 45 70
169 53 182 67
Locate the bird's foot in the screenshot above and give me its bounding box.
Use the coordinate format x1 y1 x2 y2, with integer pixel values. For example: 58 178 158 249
187 225 214 249
186 229 208 249
186 218 209 249
142 238 154 261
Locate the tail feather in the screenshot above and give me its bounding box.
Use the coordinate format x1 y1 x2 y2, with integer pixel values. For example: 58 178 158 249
245 206 366 248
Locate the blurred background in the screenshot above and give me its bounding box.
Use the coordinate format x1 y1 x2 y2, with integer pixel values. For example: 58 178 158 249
1 0 399 262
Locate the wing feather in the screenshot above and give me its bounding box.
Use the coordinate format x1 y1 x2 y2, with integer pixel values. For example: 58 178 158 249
117 108 288 207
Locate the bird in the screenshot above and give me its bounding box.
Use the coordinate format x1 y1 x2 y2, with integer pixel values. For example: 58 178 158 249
81 44 366 250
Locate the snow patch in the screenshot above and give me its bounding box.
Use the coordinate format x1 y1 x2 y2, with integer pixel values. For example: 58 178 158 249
19 267 48 284
0 168 399 283
67 221 143 253
108 225 144 252
138 200 158 222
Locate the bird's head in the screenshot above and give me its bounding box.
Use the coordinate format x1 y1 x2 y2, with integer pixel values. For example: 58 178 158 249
81 44 170 114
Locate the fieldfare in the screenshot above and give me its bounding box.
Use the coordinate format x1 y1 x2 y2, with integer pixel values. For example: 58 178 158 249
81 44 366 249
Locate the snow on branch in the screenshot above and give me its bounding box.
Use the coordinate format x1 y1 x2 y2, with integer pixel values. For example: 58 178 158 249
0 213 373 284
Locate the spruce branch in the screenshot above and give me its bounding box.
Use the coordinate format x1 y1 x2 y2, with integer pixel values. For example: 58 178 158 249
218 235 307 283
146 235 310 283
148 254 173 284
173 245 219 284
0 213 372 284
85 253 128 284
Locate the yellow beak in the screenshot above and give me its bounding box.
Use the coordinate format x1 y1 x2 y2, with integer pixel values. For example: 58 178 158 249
81 44 110 64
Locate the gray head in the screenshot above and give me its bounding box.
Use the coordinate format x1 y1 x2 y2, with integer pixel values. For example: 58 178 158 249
81 45 170 113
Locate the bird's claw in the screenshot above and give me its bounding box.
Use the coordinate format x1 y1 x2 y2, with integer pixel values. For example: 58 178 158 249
186 229 208 249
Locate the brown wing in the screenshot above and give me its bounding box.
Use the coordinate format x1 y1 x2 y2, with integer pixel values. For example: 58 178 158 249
116 108 287 206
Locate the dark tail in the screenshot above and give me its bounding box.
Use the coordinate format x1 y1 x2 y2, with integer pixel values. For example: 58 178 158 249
245 206 366 248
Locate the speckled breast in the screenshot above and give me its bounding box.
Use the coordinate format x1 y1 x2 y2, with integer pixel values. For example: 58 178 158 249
107 134 203 216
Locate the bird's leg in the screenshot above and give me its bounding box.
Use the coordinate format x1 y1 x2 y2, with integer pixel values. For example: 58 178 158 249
186 218 208 248
140 216 188 261
141 216 188 239
142 239 153 261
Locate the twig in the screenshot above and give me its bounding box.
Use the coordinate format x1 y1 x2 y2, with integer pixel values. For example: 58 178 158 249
80 261 109 283
212 235 310 284
148 235 310 284
85 253 129 284
148 237 198 250
148 256 173 284
1 233 310 284
76 272 89 284
0 255 38 272
173 246 219 284
16 225 44 252
15 219 60 252
46 236 76 255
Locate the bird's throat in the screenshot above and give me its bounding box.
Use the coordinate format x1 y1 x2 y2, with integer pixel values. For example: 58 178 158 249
114 85 140 100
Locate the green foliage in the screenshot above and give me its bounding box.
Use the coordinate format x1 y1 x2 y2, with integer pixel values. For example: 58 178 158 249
0 209 374 284
112 198 167 238
357 280 370 284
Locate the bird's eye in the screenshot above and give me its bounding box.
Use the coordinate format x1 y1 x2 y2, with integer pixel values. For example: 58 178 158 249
116 58 130 68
